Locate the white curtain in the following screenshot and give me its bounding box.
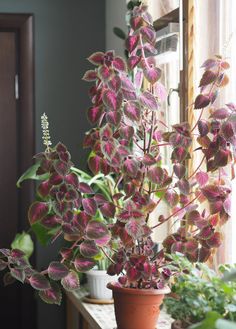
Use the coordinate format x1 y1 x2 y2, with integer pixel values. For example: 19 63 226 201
147 1 236 262
148 0 179 20
194 0 236 264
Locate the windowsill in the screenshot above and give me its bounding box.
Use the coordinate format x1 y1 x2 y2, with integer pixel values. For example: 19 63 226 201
65 286 173 329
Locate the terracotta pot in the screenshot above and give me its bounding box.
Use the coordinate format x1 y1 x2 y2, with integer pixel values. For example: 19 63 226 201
107 282 170 329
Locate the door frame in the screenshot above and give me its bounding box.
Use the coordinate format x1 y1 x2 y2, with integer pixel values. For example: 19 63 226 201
0 14 36 329
0 14 34 229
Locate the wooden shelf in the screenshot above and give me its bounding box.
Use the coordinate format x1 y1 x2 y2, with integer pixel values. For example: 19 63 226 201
153 8 179 31
66 286 173 329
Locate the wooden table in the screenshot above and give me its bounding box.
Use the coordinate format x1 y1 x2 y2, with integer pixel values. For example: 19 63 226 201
66 286 173 329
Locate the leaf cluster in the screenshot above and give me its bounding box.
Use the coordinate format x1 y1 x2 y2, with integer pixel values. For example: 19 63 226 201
164 255 236 328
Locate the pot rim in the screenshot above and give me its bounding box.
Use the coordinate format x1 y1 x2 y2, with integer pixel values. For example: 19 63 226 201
86 269 109 275
107 282 170 295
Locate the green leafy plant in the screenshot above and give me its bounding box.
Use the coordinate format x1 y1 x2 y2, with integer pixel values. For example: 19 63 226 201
188 264 236 329
0 2 235 305
72 169 117 272
11 232 34 259
164 254 236 329
189 314 236 329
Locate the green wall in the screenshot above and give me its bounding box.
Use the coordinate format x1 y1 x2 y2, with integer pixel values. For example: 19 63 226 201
0 1 105 328
0 0 105 167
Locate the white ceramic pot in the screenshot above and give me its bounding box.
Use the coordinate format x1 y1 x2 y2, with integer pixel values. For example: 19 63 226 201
86 270 113 300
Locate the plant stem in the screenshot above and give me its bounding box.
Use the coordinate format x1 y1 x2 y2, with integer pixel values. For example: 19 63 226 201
147 111 155 153
51 230 63 244
71 167 92 180
156 119 169 129
218 168 221 183
143 123 147 152
26 227 33 234
188 156 205 179
157 143 171 147
151 195 199 229
139 122 148 192
100 247 115 264
147 85 155 155
134 139 144 151
88 173 105 185
147 186 171 194
139 168 146 192
98 112 106 127
191 108 203 132
115 175 123 189
139 33 149 68
60 237 83 263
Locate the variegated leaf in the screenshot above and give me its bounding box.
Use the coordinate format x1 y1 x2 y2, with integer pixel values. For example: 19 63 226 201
124 101 141 121
140 91 158 110
39 281 62 305
125 220 143 239
48 262 69 281
123 159 139 177
82 198 97 216
113 56 127 72
80 240 100 258
82 70 97 82
28 202 49 225
74 256 96 272
61 270 80 291
125 35 139 53
143 66 161 84
86 220 109 239
87 52 104 65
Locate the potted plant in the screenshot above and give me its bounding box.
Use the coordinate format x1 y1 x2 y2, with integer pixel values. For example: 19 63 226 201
74 171 117 301
64 169 118 301
51 166 118 301
164 254 236 329
0 2 235 329
86 256 115 300
188 266 236 329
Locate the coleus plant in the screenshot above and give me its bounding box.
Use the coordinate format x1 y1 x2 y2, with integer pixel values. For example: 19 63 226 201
0 2 235 305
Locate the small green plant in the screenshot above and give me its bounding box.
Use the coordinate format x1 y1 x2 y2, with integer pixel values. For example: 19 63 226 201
164 254 236 329
189 313 236 329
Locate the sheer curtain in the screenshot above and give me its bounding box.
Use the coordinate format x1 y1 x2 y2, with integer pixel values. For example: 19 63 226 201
194 0 236 264
146 0 180 244
219 0 236 264
147 1 236 261
148 0 179 20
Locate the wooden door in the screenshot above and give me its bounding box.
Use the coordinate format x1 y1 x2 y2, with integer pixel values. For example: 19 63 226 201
0 32 18 245
0 15 36 329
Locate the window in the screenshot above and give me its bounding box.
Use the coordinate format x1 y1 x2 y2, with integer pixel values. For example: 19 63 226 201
148 2 181 243
194 0 236 264
148 0 236 263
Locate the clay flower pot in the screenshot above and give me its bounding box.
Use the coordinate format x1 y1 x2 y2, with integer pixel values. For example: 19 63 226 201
107 282 170 329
